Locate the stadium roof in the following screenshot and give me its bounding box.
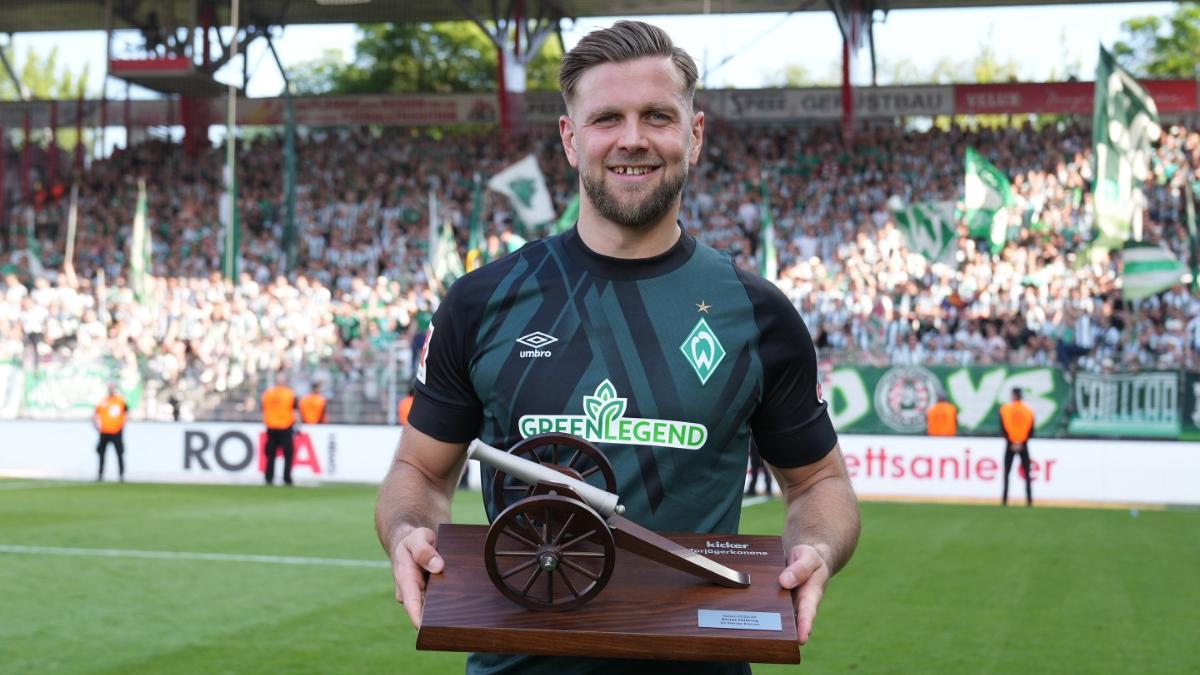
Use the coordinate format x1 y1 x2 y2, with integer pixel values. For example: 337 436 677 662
0 0 1165 34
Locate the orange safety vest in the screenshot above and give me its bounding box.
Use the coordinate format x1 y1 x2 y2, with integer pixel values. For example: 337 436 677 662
262 386 297 430
999 401 1035 444
95 395 127 434
299 393 327 424
397 395 414 426
926 401 958 436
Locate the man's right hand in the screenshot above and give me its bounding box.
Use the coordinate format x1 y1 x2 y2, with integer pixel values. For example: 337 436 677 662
389 526 444 628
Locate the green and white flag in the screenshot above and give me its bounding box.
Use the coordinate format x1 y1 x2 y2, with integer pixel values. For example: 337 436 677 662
129 179 151 300
487 155 555 228
891 199 958 267
425 190 464 294
963 147 1013 252
1093 45 1161 248
23 207 43 277
758 179 777 282
1120 243 1185 300
555 193 580 234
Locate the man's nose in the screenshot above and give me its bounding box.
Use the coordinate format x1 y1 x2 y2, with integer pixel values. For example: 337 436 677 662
616 118 650 152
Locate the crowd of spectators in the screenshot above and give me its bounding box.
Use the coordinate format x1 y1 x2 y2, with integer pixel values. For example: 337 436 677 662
2 118 1199 418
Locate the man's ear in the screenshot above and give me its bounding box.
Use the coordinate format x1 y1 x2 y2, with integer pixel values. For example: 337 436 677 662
689 110 705 165
560 115 579 168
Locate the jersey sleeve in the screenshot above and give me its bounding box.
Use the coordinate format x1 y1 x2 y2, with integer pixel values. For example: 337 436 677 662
738 270 838 468
408 278 486 443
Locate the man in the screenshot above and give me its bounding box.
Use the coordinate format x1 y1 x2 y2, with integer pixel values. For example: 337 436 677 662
375 21 859 675
299 382 329 424
926 394 958 436
94 382 127 482
261 373 298 486
999 387 1035 507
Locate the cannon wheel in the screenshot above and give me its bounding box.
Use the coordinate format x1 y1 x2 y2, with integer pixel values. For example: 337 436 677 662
489 433 617 516
484 494 616 612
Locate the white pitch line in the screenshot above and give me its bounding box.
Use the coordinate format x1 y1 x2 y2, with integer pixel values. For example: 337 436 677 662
741 495 770 508
0 544 390 569
0 481 91 491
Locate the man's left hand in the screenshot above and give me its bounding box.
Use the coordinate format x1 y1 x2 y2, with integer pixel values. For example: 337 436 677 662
778 543 831 645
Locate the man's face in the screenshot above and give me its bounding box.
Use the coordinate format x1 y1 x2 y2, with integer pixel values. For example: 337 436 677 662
560 57 704 230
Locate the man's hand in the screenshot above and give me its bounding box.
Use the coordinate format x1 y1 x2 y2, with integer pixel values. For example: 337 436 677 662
778 543 831 645
389 526 445 628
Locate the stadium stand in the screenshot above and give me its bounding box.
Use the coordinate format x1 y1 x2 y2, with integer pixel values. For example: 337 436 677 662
2 119 1199 422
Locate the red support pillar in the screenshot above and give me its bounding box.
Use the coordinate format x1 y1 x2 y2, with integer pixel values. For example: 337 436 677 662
48 101 59 189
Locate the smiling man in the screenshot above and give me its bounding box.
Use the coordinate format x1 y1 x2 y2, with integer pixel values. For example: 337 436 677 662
376 20 860 675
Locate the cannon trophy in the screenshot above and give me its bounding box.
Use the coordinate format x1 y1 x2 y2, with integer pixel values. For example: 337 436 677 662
468 433 751 612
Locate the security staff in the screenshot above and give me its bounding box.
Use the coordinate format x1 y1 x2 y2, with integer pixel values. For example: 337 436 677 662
926 394 958 436
94 383 128 482
999 387 1036 507
299 382 328 424
262 373 299 486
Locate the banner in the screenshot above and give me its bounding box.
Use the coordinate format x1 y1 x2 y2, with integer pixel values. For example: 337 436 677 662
1093 46 1161 248
1183 372 1200 441
954 80 1195 115
823 365 1068 436
891 200 957 266
1069 371 1180 438
0 359 143 420
3 81 1196 130
963 147 1013 251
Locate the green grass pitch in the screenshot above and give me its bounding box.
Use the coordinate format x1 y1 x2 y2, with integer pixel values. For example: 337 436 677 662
1 480 1197 674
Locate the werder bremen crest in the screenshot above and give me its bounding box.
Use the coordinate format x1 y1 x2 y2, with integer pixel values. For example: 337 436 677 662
518 380 707 450
680 317 726 385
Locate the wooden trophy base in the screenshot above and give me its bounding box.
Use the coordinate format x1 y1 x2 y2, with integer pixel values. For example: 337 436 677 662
417 524 800 664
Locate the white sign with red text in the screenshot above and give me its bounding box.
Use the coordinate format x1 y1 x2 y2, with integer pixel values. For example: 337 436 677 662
1 423 1196 505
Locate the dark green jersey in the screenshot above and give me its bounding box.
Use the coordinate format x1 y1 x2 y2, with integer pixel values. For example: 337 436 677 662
410 226 836 675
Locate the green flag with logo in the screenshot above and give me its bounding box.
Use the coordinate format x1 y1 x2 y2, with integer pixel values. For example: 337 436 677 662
1120 242 1185 300
758 179 777 282
487 154 556 228
892 200 958 267
1093 45 1160 248
963 147 1013 252
129 179 151 301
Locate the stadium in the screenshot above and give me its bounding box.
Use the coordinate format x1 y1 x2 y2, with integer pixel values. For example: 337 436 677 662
1 1 1198 673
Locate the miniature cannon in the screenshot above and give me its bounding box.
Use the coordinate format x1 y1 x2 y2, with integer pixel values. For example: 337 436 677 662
468 433 750 612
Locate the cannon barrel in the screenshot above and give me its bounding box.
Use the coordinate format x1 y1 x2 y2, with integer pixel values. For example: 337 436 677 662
467 439 624 518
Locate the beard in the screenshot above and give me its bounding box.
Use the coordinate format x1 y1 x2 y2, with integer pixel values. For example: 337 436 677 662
580 154 689 230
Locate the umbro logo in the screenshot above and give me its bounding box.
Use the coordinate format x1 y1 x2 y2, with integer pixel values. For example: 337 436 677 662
516 331 557 358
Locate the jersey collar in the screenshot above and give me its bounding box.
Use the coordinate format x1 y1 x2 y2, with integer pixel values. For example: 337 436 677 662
560 224 696 281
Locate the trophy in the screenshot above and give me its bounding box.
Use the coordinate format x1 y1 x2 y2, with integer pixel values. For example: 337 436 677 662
417 433 801 663
469 433 749 611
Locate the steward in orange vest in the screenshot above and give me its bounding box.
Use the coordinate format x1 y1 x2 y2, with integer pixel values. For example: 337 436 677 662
999 388 1036 507
299 382 329 424
262 374 298 486
926 396 958 436
94 383 128 482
